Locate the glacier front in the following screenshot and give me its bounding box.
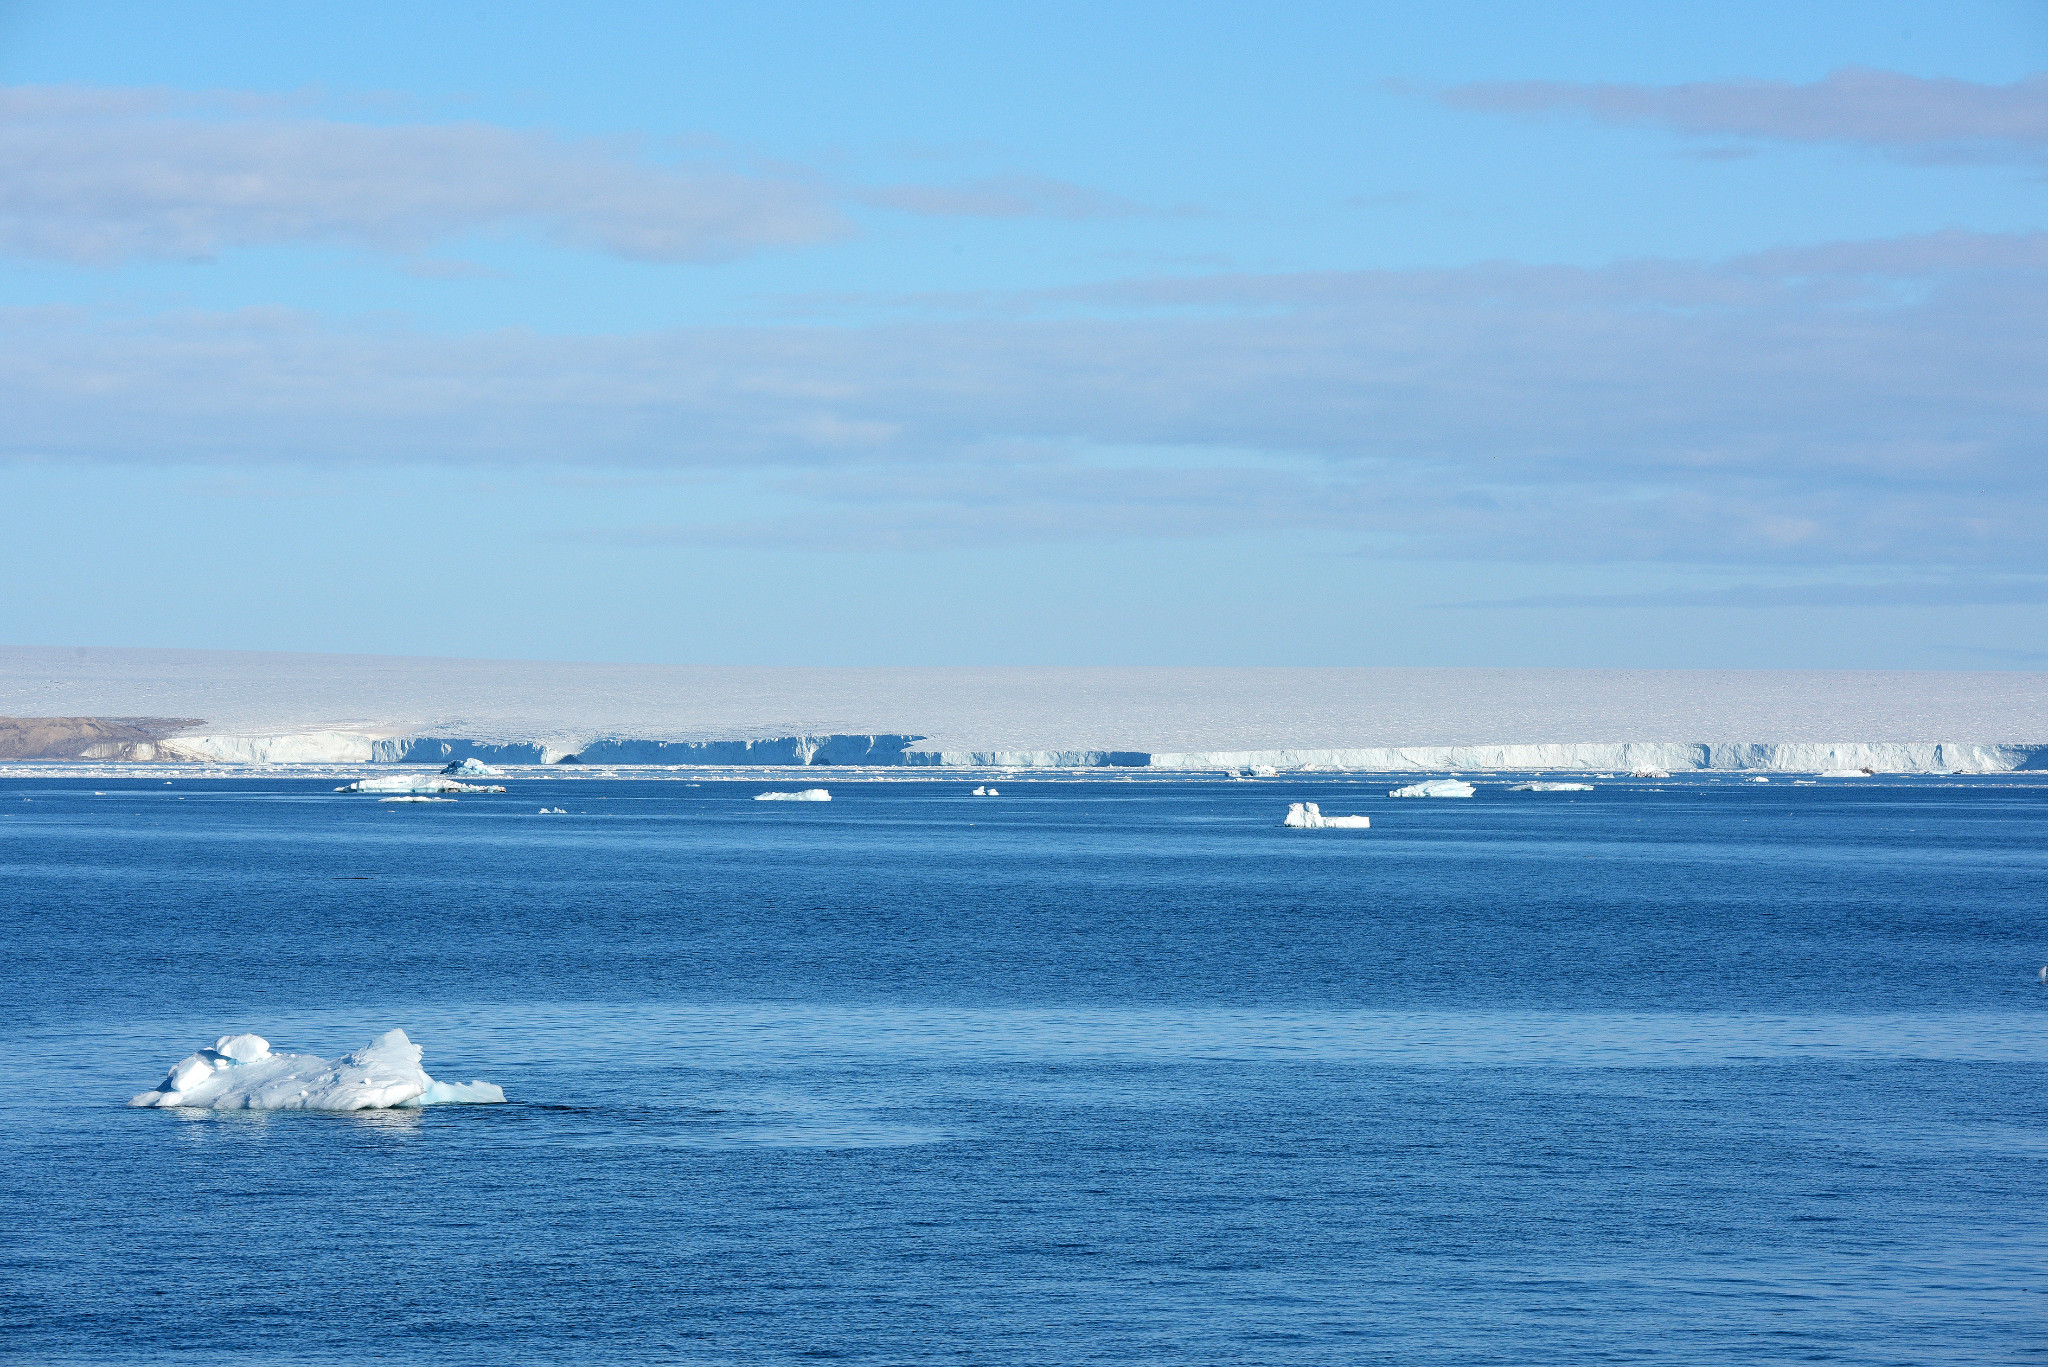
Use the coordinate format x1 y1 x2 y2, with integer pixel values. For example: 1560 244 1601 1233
5 649 2046 774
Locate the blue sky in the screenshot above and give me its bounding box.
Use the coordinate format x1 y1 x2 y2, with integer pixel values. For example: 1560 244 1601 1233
2 1 2044 666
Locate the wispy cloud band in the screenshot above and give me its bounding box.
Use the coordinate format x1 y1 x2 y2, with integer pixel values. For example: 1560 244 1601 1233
2 229 2041 567
1448 580 2048 610
0 85 1140 264
1442 67 2048 169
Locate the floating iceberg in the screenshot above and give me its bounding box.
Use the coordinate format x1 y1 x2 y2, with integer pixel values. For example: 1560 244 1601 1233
755 789 831 801
1389 780 1476 799
441 757 504 777
1746 776 1771 784
1282 801 1370 829
335 775 503 795
970 785 1000 796
380 795 454 803
128 1030 504 1111
1819 768 1875 778
1508 782 1594 792
1630 768 1671 778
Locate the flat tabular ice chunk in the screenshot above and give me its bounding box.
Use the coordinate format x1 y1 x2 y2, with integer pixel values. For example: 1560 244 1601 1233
1509 782 1594 792
1819 768 1875 778
128 1028 505 1111
380 795 454 803
1283 801 1370 829
1389 780 1476 798
755 789 831 801
1746 776 1771 783
1630 769 1671 778
335 775 504 794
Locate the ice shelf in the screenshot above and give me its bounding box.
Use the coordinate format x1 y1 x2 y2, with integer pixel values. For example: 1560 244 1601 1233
5 649 2045 773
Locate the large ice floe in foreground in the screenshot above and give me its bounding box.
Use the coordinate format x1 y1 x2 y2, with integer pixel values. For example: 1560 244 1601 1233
755 788 831 801
1282 802 1370 829
128 1030 505 1110
1389 780 1476 798
334 775 504 794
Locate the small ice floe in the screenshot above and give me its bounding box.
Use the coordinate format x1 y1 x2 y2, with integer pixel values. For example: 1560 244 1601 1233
441 758 505 777
380 796 455 803
1630 769 1672 778
336 775 505 795
971 785 1000 796
1819 768 1875 778
128 1030 504 1111
1283 801 1370 829
755 789 831 801
1508 782 1594 792
536 806 568 814
1746 776 1771 784
1388 780 1476 799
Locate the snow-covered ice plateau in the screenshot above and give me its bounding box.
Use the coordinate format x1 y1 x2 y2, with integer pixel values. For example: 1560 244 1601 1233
128 1030 504 1111
6 648 2046 773
1282 802 1371 829
1390 780 1478 799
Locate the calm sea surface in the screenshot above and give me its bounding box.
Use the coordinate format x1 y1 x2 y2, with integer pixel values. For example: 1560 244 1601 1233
2 773 2045 1364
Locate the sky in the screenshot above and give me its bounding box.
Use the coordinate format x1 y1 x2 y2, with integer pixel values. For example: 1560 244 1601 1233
1 1 2044 668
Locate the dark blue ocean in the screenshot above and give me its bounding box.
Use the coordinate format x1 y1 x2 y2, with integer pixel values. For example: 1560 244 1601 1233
3 773 2045 1365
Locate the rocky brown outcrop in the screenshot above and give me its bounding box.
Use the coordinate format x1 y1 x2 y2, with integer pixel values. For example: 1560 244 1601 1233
0 717 203 760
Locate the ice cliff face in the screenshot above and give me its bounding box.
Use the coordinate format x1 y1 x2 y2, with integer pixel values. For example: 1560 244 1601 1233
28 731 2048 772
8 650 2045 772
1126 741 2044 774
571 735 921 765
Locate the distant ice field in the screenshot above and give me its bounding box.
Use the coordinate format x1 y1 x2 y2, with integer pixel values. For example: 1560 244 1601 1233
4 646 2046 770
